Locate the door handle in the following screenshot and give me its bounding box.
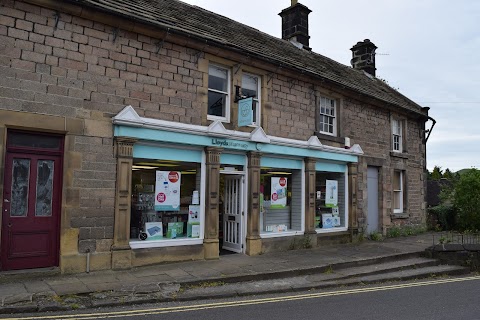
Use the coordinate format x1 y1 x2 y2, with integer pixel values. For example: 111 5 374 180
3 199 9 203
7 223 12 228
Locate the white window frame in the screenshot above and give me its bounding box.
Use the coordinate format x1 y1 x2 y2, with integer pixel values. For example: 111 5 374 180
319 96 337 136
392 119 402 152
393 170 403 214
242 73 261 127
207 64 231 122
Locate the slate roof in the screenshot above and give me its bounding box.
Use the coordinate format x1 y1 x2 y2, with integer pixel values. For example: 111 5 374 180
70 0 427 117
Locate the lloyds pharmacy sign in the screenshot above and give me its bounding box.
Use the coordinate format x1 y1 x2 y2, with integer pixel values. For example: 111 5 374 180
211 138 249 150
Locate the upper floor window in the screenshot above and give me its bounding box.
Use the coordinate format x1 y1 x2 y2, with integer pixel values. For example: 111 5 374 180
208 65 230 121
393 170 404 214
392 119 402 152
241 73 261 126
319 97 336 136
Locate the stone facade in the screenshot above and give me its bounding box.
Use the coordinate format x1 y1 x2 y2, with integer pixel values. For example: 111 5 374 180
0 0 427 273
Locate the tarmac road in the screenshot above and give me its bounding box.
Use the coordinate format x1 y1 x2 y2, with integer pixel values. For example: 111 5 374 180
2 275 480 320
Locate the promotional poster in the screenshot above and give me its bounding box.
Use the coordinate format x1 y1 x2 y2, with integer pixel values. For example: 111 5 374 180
154 171 181 211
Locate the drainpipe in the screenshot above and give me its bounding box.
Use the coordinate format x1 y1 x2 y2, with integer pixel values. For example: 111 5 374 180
86 248 91 273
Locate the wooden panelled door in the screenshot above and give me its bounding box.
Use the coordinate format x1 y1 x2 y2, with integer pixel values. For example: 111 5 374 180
1 131 64 271
222 175 244 253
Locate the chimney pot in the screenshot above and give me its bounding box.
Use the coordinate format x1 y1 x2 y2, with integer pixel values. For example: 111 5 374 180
350 39 377 76
279 1 312 50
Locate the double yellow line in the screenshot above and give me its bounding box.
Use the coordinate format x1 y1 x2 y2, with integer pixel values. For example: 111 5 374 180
4 275 480 320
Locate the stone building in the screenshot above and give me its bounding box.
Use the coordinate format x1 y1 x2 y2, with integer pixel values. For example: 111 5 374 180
0 0 430 273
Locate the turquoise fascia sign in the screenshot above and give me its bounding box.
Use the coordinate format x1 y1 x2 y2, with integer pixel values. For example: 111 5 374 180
115 126 358 163
238 98 253 127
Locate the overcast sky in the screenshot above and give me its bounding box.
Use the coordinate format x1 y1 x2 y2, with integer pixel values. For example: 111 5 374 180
181 0 480 172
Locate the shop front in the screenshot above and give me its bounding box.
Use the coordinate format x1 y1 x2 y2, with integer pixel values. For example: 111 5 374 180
111 106 363 268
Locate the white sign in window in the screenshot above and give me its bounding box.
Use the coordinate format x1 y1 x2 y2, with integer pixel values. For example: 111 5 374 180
155 171 181 211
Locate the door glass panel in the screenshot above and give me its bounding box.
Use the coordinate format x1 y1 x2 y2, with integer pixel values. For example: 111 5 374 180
35 160 54 216
9 132 62 150
10 159 30 217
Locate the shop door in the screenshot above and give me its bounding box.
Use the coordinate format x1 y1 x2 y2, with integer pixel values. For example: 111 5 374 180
222 175 244 253
1 133 63 271
367 166 379 234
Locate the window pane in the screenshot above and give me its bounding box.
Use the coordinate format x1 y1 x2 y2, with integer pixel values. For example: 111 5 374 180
11 159 30 217
208 91 226 117
35 160 54 217
393 171 401 190
252 100 258 123
394 191 401 210
242 74 258 98
9 132 62 150
208 66 228 92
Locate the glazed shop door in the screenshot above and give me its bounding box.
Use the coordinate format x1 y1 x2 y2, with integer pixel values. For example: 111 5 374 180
1 132 63 270
222 175 244 253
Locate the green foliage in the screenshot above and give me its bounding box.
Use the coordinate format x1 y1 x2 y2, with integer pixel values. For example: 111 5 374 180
453 169 480 231
369 232 383 241
386 225 427 238
428 204 456 231
429 166 443 180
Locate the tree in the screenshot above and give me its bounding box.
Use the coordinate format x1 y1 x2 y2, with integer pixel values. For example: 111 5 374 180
443 168 456 181
453 168 480 231
429 166 443 180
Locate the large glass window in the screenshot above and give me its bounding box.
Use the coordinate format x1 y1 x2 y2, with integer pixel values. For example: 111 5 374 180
315 172 346 230
208 65 230 121
259 168 302 234
241 73 261 126
130 159 202 243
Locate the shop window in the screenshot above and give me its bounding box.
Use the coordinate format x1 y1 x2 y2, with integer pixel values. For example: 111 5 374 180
315 172 346 230
208 64 230 122
241 73 261 126
130 159 202 243
259 168 302 233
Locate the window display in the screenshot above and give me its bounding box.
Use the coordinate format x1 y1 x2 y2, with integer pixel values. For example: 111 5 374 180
315 172 345 230
130 159 202 243
259 168 302 233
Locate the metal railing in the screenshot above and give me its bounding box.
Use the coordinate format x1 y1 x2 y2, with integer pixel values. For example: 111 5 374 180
432 232 480 246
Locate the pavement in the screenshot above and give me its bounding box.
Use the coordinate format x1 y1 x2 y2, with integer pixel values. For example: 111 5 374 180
0 232 464 314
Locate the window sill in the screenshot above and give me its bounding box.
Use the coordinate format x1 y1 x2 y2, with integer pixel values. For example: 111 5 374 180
315 132 344 144
130 238 203 249
260 230 303 238
391 213 409 219
207 115 230 123
316 227 348 234
390 151 409 159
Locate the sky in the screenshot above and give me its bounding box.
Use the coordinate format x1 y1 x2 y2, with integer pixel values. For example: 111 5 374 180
180 0 480 172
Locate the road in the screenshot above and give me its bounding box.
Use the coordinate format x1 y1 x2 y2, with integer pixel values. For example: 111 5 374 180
2 276 480 320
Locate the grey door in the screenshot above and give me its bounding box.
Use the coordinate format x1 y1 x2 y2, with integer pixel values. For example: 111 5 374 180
367 167 379 234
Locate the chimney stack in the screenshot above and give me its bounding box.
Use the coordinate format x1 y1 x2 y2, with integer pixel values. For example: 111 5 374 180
350 39 377 76
279 1 312 50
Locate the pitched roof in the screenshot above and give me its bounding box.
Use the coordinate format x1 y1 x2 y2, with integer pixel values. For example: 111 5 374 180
70 0 427 117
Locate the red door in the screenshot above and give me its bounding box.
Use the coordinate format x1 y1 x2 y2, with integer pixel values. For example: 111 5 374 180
1 131 63 271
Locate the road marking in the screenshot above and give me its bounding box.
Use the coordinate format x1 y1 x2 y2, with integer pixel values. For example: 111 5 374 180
3 275 480 320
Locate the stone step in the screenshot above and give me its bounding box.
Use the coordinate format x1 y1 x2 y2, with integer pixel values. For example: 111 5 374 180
344 264 470 285
306 257 440 282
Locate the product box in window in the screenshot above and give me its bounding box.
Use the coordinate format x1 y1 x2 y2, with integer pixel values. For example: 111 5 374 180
332 214 341 227
167 222 184 238
322 214 334 229
145 222 163 240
